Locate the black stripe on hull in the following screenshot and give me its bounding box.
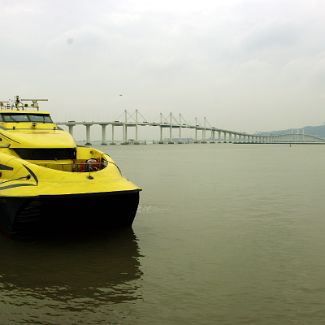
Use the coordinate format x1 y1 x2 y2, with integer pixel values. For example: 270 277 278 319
0 132 20 144
0 190 140 238
0 183 35 190
0 164 13 171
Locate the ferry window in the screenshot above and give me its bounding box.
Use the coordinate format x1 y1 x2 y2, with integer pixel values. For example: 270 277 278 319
1 113 53 123
29 114 53 123
0 115 3 121
3 114 29 122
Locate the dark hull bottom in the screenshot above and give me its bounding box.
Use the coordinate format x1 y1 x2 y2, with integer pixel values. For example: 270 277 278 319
0 190 140 238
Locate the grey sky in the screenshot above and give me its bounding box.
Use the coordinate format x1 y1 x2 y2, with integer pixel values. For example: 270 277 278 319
1 0 325 133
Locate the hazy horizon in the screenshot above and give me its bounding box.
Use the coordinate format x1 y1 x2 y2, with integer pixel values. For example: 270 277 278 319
1 0 325 133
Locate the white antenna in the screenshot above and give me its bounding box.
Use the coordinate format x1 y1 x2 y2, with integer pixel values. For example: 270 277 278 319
0 101 9 109
20 98 48 111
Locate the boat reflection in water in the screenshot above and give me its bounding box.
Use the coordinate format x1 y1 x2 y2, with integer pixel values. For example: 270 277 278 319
0 229 143 306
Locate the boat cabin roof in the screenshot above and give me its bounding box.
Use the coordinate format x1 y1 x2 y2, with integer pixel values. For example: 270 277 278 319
0 110 50 114
0 111 53 124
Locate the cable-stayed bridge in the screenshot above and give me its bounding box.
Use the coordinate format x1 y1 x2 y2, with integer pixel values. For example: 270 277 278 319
57 110 325 145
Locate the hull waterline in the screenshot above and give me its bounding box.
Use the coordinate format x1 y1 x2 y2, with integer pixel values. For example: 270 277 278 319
0 190 140 238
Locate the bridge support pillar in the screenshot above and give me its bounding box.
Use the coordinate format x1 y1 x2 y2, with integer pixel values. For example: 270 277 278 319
194 117 199 143
100 124 108 145
122 124 128 145
84 123 92 146
68 124 75 136
210 130 215 143
202 130 207 143
135 123 139 144
159 126 164 144
159 113 164 144
201 117 207 143
134 109 140 145
194 127 198 143
110 125 116 145
168 112 174 144
178 126 183 144
122 110 129 145
177 113 183 144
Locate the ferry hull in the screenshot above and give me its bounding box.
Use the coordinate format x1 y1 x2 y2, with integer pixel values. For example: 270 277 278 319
0 190 140 238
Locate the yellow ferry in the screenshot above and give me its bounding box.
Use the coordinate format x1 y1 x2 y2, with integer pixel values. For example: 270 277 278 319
0 96 141 237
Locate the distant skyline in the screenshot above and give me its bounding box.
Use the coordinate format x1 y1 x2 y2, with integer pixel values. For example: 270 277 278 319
1 0 325 133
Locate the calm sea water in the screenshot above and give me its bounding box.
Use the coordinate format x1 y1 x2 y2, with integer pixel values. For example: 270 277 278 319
1 144 325 324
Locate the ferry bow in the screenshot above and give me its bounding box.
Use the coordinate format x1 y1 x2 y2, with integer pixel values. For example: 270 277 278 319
0 96 141 237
